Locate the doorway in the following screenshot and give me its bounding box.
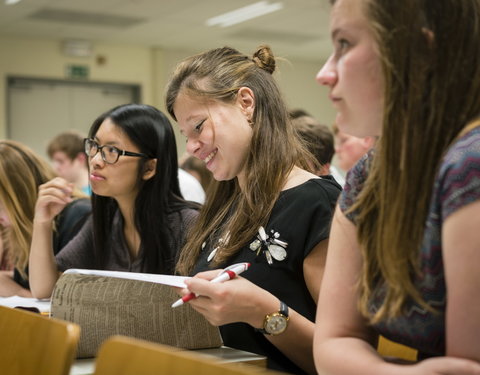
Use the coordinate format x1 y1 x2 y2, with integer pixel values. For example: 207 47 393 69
7 77 140 158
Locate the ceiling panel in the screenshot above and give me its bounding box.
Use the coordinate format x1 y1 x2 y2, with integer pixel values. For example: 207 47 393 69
0 0 333 62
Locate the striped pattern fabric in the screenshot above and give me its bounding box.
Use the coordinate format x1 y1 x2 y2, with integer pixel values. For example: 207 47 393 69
339 127 480 357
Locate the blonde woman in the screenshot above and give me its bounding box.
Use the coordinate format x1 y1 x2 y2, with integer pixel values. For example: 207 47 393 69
0 224 13 270
0 140 90 296
314 0 480 374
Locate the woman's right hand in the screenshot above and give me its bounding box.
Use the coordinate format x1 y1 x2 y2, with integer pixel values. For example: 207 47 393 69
406 357 480 375
34 177 73 224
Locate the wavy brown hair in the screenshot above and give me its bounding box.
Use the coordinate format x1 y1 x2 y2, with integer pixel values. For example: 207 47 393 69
166 45 314 275
342 0 480 322
0 140 85 279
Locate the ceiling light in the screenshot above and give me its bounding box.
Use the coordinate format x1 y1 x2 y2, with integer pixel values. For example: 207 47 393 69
206 1 283 28
5 0 22 5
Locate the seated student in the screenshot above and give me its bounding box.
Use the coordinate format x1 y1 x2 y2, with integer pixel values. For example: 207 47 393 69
29 104 199 299
0 224 13 271
166 45 341 374
314 0 480 374
47 130 91 195
0 140 90 297
179 154 214 193
178 167 206 204
291 114 345 186
332 123 375 173
288 108 313 120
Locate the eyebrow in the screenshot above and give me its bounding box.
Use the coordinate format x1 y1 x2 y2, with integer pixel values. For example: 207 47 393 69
331 21 364 40
93 136 120 146
331 28 341 39
185 114 204 125
179 115 204 136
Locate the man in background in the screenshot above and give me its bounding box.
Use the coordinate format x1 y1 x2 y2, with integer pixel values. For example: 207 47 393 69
332 123 375 174
47 130 91 195
291 114 345 186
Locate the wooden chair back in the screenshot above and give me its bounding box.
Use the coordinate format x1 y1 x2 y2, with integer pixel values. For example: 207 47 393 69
0 305 80 375
377 335 418 362
94 335 284 375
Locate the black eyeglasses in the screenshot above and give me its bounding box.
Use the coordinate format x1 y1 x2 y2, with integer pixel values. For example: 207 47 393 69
84 138 149 165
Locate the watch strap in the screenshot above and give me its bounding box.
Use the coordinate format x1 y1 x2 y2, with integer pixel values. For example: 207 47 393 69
279 301 289 318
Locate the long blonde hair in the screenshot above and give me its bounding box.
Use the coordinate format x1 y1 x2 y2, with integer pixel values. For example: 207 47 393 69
166 46 314 274
0 140 84 279
348 0 480 322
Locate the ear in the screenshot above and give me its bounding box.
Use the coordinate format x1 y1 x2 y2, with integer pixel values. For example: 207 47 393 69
142 158 157 181
363 136 376 148
76 152 87 163
421 27 435 47
236 87 255 121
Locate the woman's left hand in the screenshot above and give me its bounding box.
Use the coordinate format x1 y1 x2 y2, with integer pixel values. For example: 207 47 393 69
180 270 277 328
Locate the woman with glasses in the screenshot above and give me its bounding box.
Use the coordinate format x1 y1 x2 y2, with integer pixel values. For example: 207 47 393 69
29 104 199 299
0 140 90 297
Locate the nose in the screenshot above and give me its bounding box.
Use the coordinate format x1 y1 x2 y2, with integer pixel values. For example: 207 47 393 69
316 55 337 87
185 137 201 157
89 150 104 168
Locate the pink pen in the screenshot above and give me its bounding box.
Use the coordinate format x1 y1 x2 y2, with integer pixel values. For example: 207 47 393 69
171 262 250 308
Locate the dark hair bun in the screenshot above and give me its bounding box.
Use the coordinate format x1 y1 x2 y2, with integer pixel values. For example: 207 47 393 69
252 45 276 74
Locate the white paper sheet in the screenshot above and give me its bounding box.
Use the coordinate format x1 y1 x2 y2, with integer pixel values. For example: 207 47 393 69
63 268 190 288
0 296 51 313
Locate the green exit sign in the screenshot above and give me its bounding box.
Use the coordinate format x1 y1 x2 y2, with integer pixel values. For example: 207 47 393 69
66 64 89 79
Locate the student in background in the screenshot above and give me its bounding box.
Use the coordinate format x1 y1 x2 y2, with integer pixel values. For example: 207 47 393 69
178 167 206 204
0 224 12 271
29 104 199 299
314 0 480 374
179 154 214 193
47 130 91 195
288 108 312 119
292 114 345 186
332 123 375 173
166 45 341 374
0 140 90 297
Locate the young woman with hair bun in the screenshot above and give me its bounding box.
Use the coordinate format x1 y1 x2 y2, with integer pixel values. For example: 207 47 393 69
166 45 340 374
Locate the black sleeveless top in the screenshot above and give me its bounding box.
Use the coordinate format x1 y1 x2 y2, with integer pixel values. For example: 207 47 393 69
193 177 341 374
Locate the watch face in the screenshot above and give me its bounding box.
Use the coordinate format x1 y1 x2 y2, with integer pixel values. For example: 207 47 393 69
265 313 288 335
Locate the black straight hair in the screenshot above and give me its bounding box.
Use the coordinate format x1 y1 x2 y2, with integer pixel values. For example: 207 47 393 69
88 103 198 274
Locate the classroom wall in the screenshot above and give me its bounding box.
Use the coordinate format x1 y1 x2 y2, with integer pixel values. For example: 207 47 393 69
276 58 336 126
0 35 154 140
0 35 335 157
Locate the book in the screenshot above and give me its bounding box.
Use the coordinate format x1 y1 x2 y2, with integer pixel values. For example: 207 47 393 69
51 269 223 358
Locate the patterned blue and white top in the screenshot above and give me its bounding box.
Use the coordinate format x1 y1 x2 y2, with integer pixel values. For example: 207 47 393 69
339 127 480 357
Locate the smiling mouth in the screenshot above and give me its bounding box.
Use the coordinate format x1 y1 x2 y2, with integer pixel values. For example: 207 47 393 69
204 150 217 164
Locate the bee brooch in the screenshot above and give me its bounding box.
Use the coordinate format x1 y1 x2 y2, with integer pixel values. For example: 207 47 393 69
249 226 288 264
206 231 231 263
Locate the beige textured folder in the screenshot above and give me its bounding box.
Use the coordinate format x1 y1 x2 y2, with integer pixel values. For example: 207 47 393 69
51 272 223 358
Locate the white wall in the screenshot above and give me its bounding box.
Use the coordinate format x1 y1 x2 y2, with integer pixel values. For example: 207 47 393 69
276 58 336 125
0 35 334 157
